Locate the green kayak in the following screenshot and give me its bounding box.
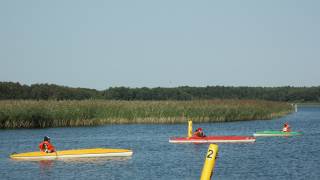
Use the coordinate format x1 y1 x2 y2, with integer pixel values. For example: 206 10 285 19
253 131 302 137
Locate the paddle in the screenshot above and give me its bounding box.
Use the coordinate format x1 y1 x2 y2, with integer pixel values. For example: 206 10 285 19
51 145 58 159
54 148 58 158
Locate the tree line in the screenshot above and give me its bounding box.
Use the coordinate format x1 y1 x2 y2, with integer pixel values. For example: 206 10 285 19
1 81 319 102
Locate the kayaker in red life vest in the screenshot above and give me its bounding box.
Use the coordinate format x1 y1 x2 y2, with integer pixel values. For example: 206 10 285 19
193 128 206 137
39 136 56 153
282 123 291 132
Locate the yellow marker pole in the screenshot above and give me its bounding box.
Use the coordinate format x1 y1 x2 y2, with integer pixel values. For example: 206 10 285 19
200 144 219 180
188 120 193 138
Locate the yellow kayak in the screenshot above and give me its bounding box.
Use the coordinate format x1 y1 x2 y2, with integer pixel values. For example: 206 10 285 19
10 148 133 160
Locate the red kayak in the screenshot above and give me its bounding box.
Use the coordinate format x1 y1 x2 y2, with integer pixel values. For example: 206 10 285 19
169 135 256 143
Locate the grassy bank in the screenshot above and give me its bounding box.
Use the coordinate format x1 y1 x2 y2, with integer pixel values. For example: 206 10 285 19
0 100 293 129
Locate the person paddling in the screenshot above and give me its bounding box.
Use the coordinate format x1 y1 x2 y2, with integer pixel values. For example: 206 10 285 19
39 136 56 153
193 127 206 137
282 123 291 132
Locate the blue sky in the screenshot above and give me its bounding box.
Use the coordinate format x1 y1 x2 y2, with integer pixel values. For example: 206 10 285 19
1 0 319 90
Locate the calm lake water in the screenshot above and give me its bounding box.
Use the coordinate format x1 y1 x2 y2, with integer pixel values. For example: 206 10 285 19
1 106 320 180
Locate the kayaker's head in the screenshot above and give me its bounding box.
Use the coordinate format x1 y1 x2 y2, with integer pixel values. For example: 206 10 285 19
44 136 51 142
197 128 203 132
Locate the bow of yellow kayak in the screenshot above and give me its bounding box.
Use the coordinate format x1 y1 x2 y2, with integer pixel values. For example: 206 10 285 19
10 148 133 160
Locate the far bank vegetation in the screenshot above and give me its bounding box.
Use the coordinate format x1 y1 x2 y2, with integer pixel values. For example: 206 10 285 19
0 100 293 129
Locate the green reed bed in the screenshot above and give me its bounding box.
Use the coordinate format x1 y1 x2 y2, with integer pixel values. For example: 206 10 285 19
0 100 293 128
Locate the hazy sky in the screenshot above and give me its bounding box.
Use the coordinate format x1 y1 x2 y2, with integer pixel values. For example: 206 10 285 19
1 0 319 90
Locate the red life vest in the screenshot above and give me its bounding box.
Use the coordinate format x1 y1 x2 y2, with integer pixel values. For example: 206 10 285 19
39 141 55 153
193 129 205 137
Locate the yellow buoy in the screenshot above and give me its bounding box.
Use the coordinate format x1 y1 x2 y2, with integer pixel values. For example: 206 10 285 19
200 144 219 180
188 120 193 138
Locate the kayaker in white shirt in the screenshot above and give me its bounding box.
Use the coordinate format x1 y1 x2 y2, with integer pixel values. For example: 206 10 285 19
282 123 291 132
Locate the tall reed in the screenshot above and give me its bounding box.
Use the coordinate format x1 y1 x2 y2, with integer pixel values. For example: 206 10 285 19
0 100 293 128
